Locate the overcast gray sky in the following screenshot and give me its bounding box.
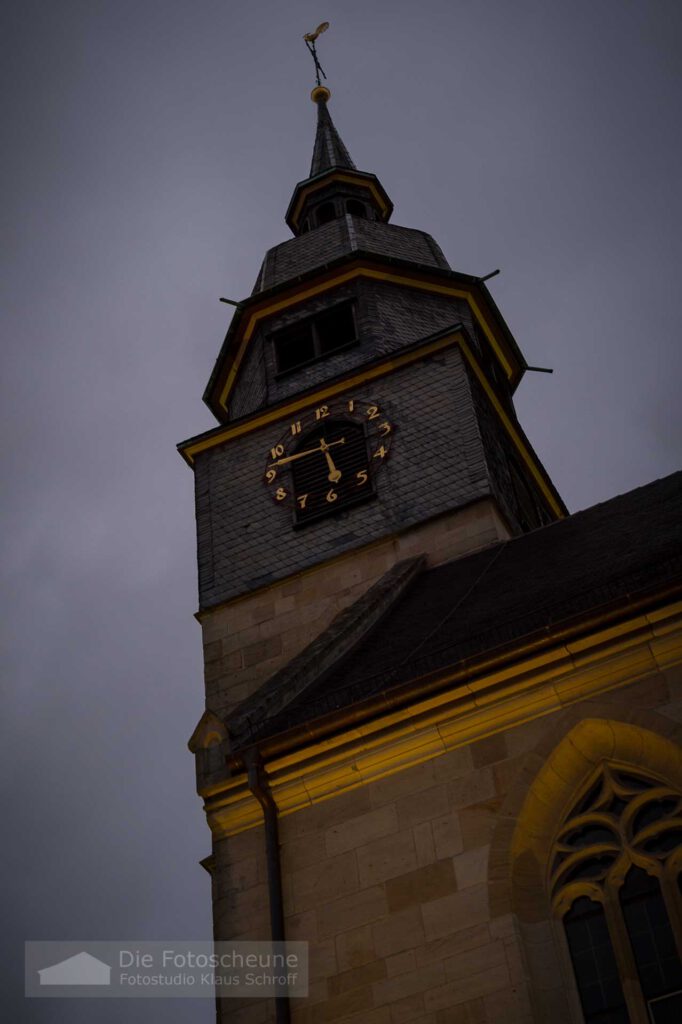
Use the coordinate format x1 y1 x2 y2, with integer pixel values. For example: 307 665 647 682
2 1 681 1019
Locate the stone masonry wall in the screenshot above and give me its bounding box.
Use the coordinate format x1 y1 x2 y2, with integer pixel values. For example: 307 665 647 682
212 667 682 1024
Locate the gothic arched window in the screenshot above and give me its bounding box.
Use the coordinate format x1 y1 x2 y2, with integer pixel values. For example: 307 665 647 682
551 764 682 1023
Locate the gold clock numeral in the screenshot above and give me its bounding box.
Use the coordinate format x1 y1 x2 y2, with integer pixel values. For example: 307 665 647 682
266 399 391 513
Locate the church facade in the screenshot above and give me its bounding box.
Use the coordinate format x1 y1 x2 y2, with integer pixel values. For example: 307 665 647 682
180 86 682 1024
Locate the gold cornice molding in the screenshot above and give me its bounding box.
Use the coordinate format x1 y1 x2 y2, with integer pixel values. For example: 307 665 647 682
458 337 560 513
181 328 563 518
212 264 519 414
184 331 459 463
200 599 682 839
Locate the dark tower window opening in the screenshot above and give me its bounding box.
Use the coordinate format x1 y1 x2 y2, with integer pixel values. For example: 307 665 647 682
272 302 358 376
291 419 374 526
346 199 366 219
315 304 356 355
315 201 336 226
272 321 316 374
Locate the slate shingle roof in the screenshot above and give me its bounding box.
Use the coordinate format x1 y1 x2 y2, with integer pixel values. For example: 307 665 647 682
249 471 682 742
252 217 450 293
310 96 356 175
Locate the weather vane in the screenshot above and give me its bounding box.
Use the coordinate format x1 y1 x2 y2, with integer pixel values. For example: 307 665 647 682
303 21 330 87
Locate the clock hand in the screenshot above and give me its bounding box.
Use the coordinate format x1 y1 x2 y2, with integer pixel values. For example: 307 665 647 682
269 437 345 468
319 438 342 482
269 445 324 467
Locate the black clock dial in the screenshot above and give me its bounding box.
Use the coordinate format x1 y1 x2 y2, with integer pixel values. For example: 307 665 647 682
290 419 371 522
263 395 394 525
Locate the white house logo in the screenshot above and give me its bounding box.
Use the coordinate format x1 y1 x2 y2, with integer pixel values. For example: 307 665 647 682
38 951 111 986
26 940 309 998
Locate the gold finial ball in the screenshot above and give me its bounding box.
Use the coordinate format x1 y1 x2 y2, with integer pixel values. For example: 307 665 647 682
311 85 331 104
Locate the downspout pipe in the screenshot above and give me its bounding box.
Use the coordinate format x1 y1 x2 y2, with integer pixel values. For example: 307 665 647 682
245 751 291 1024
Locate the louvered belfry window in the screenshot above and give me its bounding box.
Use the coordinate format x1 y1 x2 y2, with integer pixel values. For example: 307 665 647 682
551 765 682 1023
291 419 373 525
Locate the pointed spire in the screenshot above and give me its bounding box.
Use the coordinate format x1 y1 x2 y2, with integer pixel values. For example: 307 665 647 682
309 86 356 176
285 85 393 236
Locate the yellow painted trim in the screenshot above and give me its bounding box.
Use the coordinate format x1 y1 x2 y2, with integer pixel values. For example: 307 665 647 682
200 606 682 838
216 265 516 412
186 328 562 517
289 172 390 228
193 332 460 462
458 339 563 516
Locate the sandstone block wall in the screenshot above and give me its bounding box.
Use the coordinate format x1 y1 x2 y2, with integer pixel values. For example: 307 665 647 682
277 735 532 1024
212 666 681 1024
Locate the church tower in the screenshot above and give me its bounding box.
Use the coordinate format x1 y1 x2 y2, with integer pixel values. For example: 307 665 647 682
180 79 682 1024
181 84 565 644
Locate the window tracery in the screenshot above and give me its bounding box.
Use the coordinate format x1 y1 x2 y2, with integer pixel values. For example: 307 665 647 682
551 763 682 1023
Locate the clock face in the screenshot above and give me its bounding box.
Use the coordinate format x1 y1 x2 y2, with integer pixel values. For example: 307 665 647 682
263 395 394 524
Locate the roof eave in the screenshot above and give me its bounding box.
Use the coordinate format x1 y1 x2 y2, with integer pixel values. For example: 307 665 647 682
229 577 682 765
180 318 468 460
200 251 528 421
